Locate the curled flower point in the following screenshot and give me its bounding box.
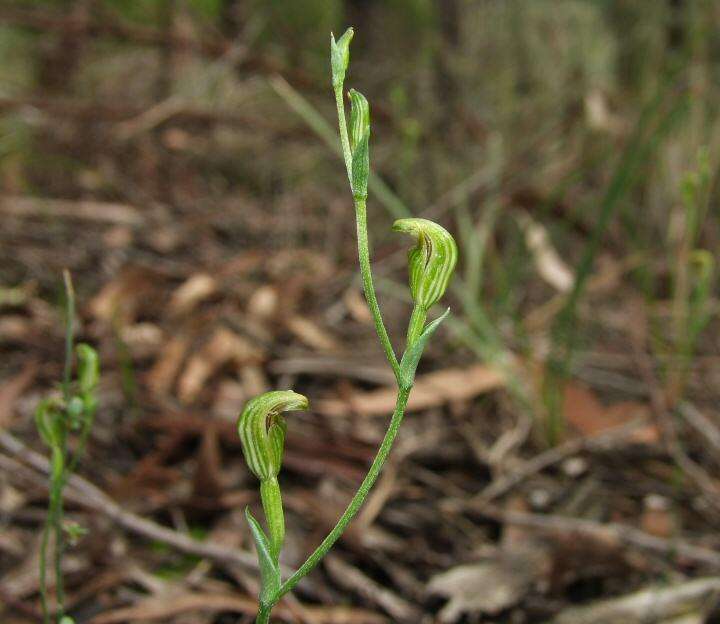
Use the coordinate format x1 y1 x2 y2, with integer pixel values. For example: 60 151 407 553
392 218 458 311
238 390 309 481
330 27 354 89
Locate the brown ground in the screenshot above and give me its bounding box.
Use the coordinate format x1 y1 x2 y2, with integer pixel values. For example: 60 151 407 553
2 2 720 623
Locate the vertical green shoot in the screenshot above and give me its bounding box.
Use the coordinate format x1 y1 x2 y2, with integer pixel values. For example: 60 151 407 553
241 28 458 623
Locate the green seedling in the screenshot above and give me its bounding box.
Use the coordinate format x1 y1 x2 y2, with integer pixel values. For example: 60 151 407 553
666 147 714 404
36 271 100 624
238 28 458 623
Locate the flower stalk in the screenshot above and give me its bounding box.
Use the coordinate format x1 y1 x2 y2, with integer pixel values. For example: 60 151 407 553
37 271 100 624
242 28 457 623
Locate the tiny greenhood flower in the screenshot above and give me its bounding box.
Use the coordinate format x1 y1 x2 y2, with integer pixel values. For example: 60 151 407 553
238 390 309 482
330 27 354 89
348 88 370 201
392 218 458 311
35 398 63 448
76 343 99 396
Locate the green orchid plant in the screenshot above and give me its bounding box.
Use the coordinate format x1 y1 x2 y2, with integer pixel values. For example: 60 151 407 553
238 28 457 623
36 271 100 624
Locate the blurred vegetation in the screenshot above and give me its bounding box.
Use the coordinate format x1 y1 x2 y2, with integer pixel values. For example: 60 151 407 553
1 0 719 439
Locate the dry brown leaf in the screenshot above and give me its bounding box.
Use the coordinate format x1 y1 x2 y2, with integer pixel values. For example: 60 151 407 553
0 316 33 342
343 287 372 324
562 383 659 444
518 212 574 293
212 380 247 420
551 577 720 624
428 543 551 622
177 327 264 403
247 285 279 320
90 592 387 623
640 495 675 538
584 88 624 135
0 195 143 226
317 364 504 416
285 315 340 352
119 322 163 359
89 266 158 324
147 334 191 396
325 554 422 622
0 361 37 427
168 273 218 316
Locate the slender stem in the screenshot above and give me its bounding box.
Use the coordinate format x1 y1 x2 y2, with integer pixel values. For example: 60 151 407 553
62 270 75 404
67 412 94 475
53 271 75 621
255 604 271 624
333 85 401 380
39 495 52 623
334 85 353 186
406 305 427 348
253 63 416 624
54 481 66 620
260 477 285 560
355 198 401 381
278 386 410 598
40 447 64 624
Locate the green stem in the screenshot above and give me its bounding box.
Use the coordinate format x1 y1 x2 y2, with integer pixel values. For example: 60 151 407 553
406 305 427 348
39 498 52 623
260 477 285 560
255 603 271 624
54 482 66 620
40 450 66 623
334 85 354 187
355 198 401 381
333 84 400 381
61 270 75 404
277 386 410 599
253 64 417 624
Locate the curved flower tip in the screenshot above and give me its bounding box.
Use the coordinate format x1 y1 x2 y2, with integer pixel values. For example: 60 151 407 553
238 390 309 481
392 218 458 310
330 27 354 88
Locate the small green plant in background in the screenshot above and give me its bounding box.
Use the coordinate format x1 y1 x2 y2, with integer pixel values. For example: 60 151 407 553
237 28 457 624
664 147 715 404
35 271 100 624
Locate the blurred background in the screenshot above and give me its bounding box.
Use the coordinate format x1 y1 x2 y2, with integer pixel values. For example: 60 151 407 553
2 1 720 622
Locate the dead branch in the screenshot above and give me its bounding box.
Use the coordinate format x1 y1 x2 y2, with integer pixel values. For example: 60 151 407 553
478 504 720 569
0 431 263 573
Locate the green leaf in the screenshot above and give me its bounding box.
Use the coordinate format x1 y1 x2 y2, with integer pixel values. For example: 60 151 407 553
330 27 353 89
245 507 281 603
399 308 450 389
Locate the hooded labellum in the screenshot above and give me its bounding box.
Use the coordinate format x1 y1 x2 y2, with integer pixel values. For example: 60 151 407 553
238 390 309 481
393 218 458 311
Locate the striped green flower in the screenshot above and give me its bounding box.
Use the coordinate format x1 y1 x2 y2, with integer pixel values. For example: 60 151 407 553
238 390 309 481
392 218 458 311
348 89 370 201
